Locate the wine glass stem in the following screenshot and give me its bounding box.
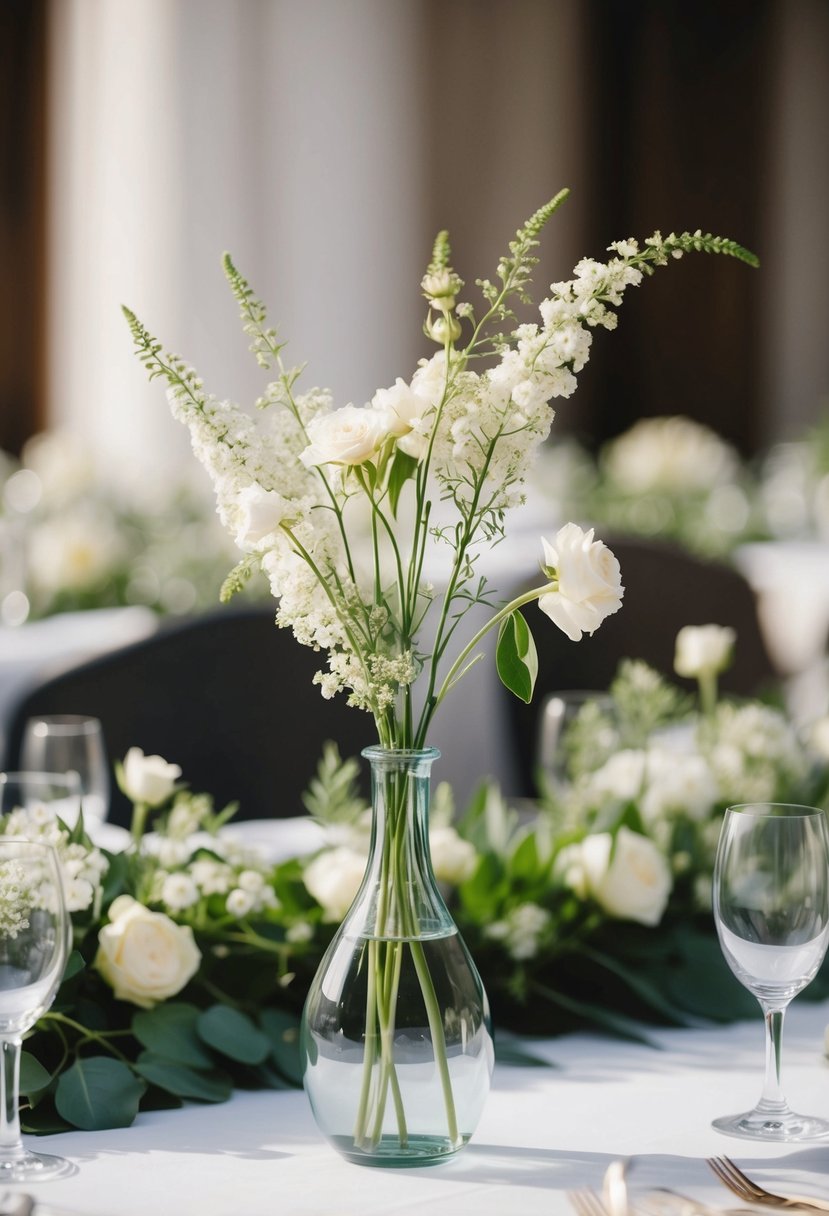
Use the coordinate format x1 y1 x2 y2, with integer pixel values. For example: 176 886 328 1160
0 1036 25 1161
758 1002 789 1112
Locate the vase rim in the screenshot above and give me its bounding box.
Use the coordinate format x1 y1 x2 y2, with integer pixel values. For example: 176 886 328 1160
361 745 441 762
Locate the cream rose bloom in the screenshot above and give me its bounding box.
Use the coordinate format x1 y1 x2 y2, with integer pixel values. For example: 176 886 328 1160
674 624 736 679
300 404 389 468
303 847 366 921
429 826 477 885
121 747 181 807
95 895 201 1008
538 523 624 642
578 827 672 927
372 378 435 461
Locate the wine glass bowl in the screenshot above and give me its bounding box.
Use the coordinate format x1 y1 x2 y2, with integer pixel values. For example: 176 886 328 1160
21 715 110 826
712 802 829 1141
0 838 73 1180
536 691 617 793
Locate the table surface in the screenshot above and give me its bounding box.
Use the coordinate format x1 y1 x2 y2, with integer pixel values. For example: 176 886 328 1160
13 998 829 1216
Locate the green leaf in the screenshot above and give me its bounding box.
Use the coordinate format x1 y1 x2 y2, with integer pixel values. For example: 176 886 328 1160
578 944 698 1027
134 1053 232 1102
55 1057 146 1131
19 1052 52 1095
496 611 537 703
133 1003 215 1069
258 1009 303 1086
197 1005 271 1065
387 450 418 518
61 951 86 983
21 1102 73 1136
532 981 659 1045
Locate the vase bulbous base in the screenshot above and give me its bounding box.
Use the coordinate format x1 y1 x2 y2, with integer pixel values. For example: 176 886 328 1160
328 1132 468 1169
301 746 494 1166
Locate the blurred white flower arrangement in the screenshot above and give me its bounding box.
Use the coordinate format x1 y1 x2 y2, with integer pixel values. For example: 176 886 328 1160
0 429 264 626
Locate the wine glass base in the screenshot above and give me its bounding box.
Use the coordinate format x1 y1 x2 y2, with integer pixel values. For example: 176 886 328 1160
0 1150 76 1182
712 1109 829 1142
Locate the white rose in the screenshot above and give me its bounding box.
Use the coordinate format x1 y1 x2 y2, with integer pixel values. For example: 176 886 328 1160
429 826 477 885
121 747 182 807
603 416 737 493
373 379 434 440
233 484 291 549
303 847 366 921
674 624 736 679
580 827 672 927
806 715 829 762
299 404 389 468
95 895 201 1008
587 749 648 803
538 523 624 642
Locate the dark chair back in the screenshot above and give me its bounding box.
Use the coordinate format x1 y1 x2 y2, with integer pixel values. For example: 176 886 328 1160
503 535 778 796
2 607 373 827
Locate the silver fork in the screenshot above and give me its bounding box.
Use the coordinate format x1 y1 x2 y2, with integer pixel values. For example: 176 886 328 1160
570 1188 610 1216
707 1157 829 1213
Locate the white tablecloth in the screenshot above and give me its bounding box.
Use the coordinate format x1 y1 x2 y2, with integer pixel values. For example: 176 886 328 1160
17 999 829 1216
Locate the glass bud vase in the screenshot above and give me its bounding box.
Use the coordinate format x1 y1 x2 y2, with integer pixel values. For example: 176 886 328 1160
301 746 494 1167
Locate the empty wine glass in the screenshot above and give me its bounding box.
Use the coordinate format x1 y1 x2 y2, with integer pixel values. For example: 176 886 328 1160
0 838 72 1180
0 772 82 829
712 802 829 1141
21 715 110 825
536 691 617 793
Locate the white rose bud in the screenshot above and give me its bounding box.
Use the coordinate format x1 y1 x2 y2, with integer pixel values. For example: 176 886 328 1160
233 484 292 549
95 895 201 1008
674 624 736 679
299 404 389 468
580 827 672 927
121 747 181 807
538 523 624 642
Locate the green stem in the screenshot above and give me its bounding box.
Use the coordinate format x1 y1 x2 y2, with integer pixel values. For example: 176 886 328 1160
37 1013 133 1064
130 802 149 844
409 939 459 1144
698 670 717 718
418 582 551 744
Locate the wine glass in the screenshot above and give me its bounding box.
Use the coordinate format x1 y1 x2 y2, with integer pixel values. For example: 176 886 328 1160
712 802 829 1141
21 715 110 825
0 838 72 1180
536 690 617 793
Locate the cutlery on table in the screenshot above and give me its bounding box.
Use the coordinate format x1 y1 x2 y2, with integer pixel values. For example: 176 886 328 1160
569 1189 611 1216
0 1194 34 1216
707 1157 829 1213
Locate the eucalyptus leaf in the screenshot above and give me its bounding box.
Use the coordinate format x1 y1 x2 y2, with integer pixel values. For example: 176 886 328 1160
134 1052 232 1102
258 1009 303 1085
21 1102 73 1136
496 611 537 703
19 1052 52 1096
133 1002 215 1068
55 1057 146 1131
197 1005 271 1065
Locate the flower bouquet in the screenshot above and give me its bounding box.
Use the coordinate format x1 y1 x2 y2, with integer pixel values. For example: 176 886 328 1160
118 190 757 1162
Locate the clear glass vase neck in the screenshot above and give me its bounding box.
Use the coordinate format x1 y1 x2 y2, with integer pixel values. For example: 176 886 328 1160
353 745 454 941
